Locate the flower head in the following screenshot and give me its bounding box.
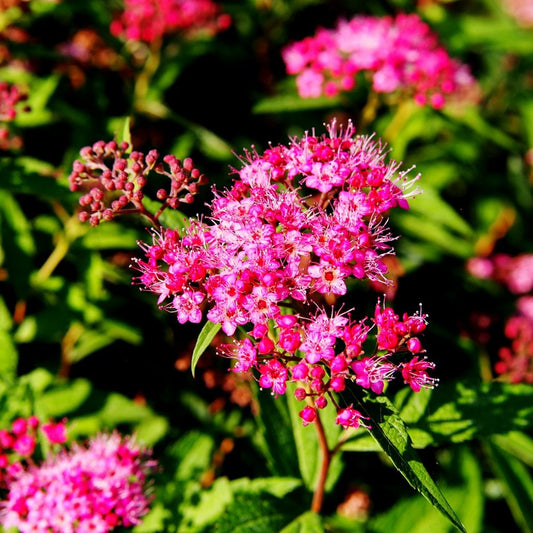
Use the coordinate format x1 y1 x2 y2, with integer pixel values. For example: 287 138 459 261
110 0 231 43
283 13 479 108
1 432 156 532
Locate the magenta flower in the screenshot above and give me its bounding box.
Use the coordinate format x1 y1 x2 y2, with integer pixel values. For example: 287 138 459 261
72 120 436 428
1 432 156 532
336 406 365 429
282 13 479 109
110 0 231 43
400 356 438 392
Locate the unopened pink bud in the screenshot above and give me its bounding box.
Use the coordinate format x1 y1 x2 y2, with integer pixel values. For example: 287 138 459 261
407 337 423 354
299 406 317 425
294 387 307 400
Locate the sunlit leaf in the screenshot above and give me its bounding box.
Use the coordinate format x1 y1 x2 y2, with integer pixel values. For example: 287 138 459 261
191 321 220 377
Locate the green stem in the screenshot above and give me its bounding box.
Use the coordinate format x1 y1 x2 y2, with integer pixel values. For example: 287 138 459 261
382 99 416 143
34 211 87 285
133 38 162 107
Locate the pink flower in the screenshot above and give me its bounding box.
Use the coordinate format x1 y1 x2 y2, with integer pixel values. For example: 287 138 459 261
41 420 67 444
1 432 156 532
110 0 231 43
401 356 438 392
259 359 288 396
336 406 365 429
282 13 479 109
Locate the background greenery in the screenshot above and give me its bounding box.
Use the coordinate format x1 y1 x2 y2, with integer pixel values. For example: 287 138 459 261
1 0 532 531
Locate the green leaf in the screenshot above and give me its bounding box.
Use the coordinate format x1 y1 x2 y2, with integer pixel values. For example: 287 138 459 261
491 432 533 468
253 94 344 114
191 321 220 377
254 384 301 478
285 382 344 492
280 511 325 533
409 187 473 238
0 190 36 297
485 439 533 533
230 477 303 499
355 393 466 533
39 378 93 417
0 330 18 381
403 381 533 448
394 211 475 258
135 415 169 446
213 491 302 533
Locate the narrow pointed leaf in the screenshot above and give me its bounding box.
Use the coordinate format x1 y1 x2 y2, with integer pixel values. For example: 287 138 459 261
355 393 466 533
191 321 221 377
485 439 533 533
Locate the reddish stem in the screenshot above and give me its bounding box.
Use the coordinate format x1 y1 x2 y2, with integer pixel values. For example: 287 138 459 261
311 410 332 513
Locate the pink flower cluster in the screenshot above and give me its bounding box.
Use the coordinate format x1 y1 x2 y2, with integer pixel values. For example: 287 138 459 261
110 0 231 43
495 296 533 384
69 140 207 226
129 120 436 428
282 13 478 109
0 422 156 533
0 417 66 488
0 81 28 151
467 253 533 294
468 253 533 383
502 0 533 27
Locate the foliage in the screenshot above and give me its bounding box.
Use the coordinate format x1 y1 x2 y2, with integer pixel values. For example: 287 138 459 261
0 0 532 531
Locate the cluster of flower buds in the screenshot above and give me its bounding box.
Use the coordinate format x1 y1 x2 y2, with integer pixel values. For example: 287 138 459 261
0 81 28 151
126 119 436 429
282 13 479 109
110 0 231 43
69 139 207 226
0 418 155 532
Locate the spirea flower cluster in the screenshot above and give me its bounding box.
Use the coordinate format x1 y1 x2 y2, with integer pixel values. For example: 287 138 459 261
282 13 478 109
0 423 156 533
128 120 436 428
468 253 533 383
110 0 231 43
0 81 28 151
68 140 207 226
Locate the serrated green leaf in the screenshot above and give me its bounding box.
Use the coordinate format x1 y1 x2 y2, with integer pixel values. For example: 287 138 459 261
213 491 302 533
406 381 533 448
355 393 466 533
191 321 220 377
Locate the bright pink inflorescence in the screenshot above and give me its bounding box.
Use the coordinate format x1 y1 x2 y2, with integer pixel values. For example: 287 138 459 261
110 0 231 43
0 81 28 151
0 417 156 533
129 119 437 429
68 140 207 226
468 253 533 383
282 13 479 109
